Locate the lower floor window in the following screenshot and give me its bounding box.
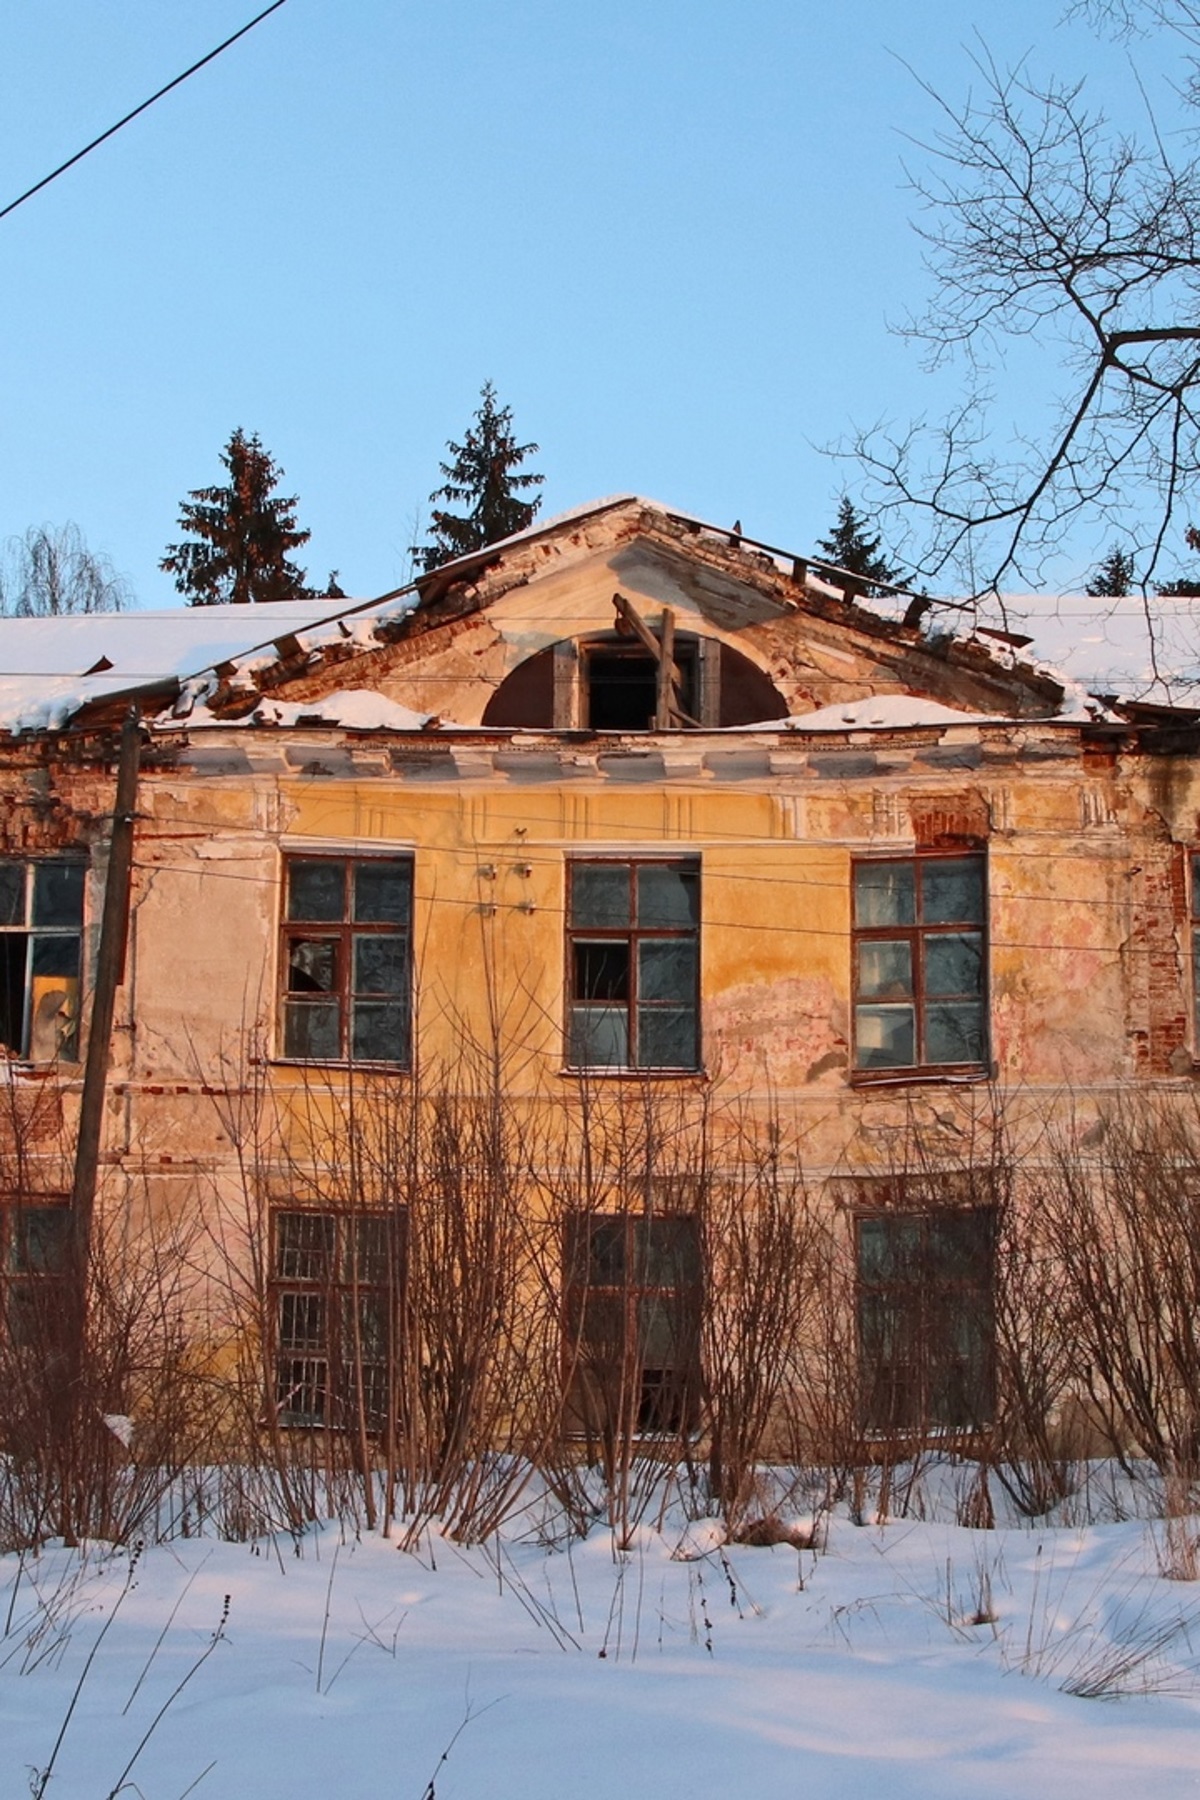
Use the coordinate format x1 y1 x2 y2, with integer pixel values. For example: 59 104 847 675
856 1205 994 1434
564 1211 702 1436
1 1202 71 1351
272 1207 405 1428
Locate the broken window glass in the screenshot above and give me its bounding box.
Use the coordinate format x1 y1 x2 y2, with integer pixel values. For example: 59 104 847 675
280 855 413 1066
564 1211 702 1439
0 862 85 1062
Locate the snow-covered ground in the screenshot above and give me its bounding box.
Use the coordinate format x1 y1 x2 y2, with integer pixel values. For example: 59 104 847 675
4 1488 1200 1799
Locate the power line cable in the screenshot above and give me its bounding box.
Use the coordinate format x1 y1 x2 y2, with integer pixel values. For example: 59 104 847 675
0 0 292 225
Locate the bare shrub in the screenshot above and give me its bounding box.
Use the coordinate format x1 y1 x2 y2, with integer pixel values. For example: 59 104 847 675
701 1111 821 1534
1038 1095 1200 1482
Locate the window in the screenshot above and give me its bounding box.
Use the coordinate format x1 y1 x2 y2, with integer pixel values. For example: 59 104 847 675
567 860 700 1070
0 862 85 1062
856 1206 995 1434
271 1207 404 1428
1191 853 1200 1040
1 1203 71 1352
479 639 789 729
584 644 697 730
564 1211 702 1437
280 855 412 1065
852 854 987 1073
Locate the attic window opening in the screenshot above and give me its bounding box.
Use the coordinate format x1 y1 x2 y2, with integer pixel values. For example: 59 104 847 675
586 645 697 731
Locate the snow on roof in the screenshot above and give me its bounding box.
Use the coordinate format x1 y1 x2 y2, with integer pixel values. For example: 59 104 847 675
0 595 415 733
2 502 1199 734
968 592 1200 704
182 687 430 733
775 696 1000 732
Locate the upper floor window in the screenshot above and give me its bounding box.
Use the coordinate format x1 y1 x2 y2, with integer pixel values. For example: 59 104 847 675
1191 853 1200 1040
857 1205 995 1435
0 862 85 1063
480 638 789 730
567 859 700 1071
280 855 413 1066
852 854 987 1074
584 643 697 730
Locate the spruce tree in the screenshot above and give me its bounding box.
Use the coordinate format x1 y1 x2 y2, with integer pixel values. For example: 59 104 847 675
1155 525 1200 596
416 382 543 573
1086 546 1136 597
161 428 311 605
817 496 901 594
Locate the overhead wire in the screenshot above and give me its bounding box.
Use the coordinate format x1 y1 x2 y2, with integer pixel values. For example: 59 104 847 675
0 0 291 225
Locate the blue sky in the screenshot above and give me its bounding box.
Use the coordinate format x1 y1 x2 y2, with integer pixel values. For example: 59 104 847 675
0 0 1179 605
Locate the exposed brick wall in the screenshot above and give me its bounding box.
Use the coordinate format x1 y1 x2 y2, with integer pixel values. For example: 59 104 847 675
910 790 990 849
1126 836 1189 1076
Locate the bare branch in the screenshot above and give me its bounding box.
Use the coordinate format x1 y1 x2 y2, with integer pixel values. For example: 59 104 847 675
853 33 1200 590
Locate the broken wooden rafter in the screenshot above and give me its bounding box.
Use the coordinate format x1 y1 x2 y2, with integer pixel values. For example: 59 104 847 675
611 591 700 728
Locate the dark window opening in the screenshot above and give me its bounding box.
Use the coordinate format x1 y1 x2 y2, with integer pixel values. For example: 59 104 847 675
856 1205 995 1434
585 646 697 730
1 1203 71 1356
564 1212 702 1439
0 863 84 1062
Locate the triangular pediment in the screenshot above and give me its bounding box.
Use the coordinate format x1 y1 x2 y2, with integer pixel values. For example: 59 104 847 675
108 499 1067 733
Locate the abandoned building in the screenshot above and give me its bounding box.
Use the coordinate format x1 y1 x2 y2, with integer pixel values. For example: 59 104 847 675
0 493 1198 1461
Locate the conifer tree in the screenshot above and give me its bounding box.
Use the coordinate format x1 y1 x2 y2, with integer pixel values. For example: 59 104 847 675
817 496 902 593
416 382 543 573
161 428 311 605
1086 546 1136 597
1155 525 1200 597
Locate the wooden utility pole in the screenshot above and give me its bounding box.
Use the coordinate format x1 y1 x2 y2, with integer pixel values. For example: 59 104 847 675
70 706 141 1260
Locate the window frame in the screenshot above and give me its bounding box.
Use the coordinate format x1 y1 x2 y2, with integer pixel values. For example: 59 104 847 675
270 1205 406 1430
855 1203 996 1438
278 852 414 1069
851 851 988 1078
0 860 86 1064
0 1200 72 1355
581 639 699 731
565 857 702 1074
562 1209 703 1440
1190 851 1200 1054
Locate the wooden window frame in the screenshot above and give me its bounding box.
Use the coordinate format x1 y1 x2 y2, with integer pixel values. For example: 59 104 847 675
855 1204 995 1437
270 1206 406 1430
563 1210 702 1439
1190 851 1200 1055
278 853 413 1068
0 861 85 1064
851 851 988 1077
565 858 701 1073
0 1201 72 1354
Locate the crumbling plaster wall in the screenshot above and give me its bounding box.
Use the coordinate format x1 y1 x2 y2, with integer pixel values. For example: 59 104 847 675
3 715 1199 1209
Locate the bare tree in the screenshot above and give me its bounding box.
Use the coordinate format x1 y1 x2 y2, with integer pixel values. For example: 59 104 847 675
855 6 1200 591
0 523 131 616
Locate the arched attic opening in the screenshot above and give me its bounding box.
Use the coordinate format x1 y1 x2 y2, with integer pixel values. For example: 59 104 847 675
481 635 789 730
